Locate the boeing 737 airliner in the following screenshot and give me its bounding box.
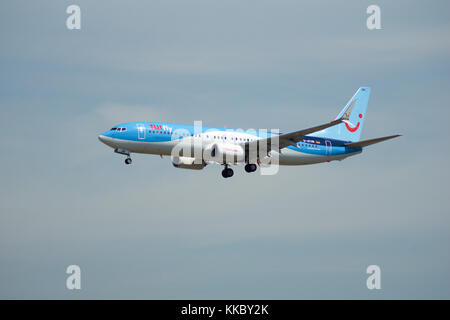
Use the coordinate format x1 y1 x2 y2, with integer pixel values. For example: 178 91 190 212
98 87 400 178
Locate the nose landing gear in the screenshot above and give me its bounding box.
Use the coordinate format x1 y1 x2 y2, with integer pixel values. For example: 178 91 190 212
114 148 132 165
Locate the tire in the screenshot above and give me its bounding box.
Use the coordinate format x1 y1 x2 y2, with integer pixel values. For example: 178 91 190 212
221 168 234 178
125 158 132 165
221 169 228 178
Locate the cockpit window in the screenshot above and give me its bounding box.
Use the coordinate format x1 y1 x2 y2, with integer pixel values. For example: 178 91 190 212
111 127 117 131
111 127 127 132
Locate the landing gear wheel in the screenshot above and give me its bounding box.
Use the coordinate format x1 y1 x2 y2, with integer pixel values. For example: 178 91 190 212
245 164 257 173
125 158 132 165
221 168 234 178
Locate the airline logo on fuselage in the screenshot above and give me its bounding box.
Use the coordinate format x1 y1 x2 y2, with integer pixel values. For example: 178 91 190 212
150 124 172 132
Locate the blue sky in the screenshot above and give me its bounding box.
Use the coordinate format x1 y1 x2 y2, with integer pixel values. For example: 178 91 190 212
0 0 449 299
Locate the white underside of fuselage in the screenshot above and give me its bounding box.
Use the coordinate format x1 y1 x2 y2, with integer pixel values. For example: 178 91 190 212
99 136 360 165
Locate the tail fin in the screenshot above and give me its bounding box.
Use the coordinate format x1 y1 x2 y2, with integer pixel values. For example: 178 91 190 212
313 87 371 142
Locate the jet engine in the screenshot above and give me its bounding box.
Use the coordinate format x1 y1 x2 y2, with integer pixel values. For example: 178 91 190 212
204 143 245 164
171 156 206 170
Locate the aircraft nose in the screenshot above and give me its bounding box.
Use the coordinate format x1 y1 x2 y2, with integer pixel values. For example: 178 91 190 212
98 132 117 148
98 134 108 143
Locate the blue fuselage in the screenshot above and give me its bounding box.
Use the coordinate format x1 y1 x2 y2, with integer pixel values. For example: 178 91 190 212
98 122 362 166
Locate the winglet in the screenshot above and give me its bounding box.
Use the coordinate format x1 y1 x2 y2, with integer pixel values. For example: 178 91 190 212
341 99 356 121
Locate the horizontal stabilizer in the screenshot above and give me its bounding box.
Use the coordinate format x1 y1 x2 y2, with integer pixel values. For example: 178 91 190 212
345 134 402 148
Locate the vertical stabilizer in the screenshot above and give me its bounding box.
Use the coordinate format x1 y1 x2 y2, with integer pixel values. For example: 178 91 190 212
313 87 371 142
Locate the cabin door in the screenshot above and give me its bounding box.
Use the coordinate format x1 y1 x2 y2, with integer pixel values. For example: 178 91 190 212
325 140 332 155
137 124 146 140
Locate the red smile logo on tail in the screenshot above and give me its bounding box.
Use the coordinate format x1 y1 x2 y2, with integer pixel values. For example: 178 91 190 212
345 113 363 132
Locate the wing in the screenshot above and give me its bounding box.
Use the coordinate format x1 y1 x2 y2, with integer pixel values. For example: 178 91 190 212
244 100 356 153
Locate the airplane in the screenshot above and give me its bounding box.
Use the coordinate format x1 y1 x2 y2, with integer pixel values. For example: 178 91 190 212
98 87 400 178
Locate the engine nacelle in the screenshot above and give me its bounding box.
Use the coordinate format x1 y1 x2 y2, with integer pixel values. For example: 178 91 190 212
172 156 206 170
204 143 245 164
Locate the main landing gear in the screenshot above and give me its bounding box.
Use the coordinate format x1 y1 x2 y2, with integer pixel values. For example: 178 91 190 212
221 163 258 178
221 165 234 178
125 157 132 165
